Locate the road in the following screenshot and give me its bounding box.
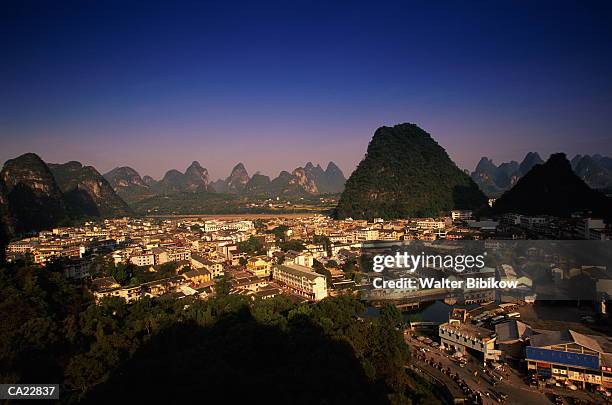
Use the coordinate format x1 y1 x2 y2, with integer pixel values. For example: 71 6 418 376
404 333 602 405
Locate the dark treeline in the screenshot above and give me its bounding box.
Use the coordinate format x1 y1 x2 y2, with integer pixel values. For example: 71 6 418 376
0 257 440 404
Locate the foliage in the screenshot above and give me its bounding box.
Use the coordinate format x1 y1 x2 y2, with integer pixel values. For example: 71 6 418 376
492 153 612 219
278 240 305 252
237 235 265 255
336 123 487 219
0 259 437 404
267 225 289 242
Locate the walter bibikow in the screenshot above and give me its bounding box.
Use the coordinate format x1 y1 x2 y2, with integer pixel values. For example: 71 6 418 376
373 277 518 290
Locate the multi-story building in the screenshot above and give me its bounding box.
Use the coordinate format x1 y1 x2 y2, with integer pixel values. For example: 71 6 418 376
353 228 379 241
439 309 500 363
246 256 272 277
272 263 328 301
451 210 473 221
526 329 612 389
416 220 445 230
130 253 155 267
203 220 254 233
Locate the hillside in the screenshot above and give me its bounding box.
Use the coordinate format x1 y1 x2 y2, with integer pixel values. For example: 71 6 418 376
336 123 487 219
103 166 154 202
0 153 70 233
492 153 612 218
49 161 132 218
472 153 612 196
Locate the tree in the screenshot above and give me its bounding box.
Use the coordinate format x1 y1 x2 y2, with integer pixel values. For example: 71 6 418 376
268 225 289 242
214 274 232 297
325 260 338 268
379 304 404 329
253 219 267 232
342 259 357 273
237 236 264 255
278 240 305 252
312 235 331 255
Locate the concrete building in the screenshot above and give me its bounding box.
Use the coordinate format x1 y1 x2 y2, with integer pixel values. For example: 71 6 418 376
451 210 473 221
246 256 273 277
526 329 612 389
272 263 328 301
439 309 500 363
416 220 445 230
130 253 155 267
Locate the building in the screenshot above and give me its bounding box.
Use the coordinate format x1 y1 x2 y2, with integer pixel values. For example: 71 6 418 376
130 253 155 267
495 320 534 359
182 268 212 284
246 256 272 277
353 228 379 241
272 263 328 301
91 277 141 304
191 254 224 278
63 259 90 280
526 329 612 389
451 210 473 221
285 250 314 268
439 309 500 363
167 248 191 262
576 218 607 240
416 220 445 230
203 220 254 232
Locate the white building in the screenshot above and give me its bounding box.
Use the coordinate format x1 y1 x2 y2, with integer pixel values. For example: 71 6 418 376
202 220 254 233
451 210 473 221
130 253 155 267
272 263 328 301
353 228 379 241
416 220 445 230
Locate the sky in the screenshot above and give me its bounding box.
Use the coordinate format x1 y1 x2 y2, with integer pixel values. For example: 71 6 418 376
2 0 612 180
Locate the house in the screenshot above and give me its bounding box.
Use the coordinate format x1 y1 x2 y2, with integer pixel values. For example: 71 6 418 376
191 254 224 277
246 256 272 277
284 250 314 268
182 268 212 284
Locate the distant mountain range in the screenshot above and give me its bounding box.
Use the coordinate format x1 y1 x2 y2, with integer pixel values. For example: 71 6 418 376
336 123 487 219
472 153 612 197
103 161 346 202
492 153 612 218
0 153 347 237
0 153 131 236
2 129 609 238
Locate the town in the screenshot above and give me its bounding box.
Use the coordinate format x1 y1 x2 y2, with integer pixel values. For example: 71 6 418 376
4 209 612 403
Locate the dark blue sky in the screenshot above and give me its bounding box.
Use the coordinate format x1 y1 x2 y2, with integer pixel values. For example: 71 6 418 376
2 0 611 179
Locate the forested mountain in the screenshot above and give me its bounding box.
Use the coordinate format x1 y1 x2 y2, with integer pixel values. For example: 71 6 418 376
472 152 612 196
336 123 487 219
103 166 154 202
492 153 612 218
0 153 132 235
48 161 131 218
0 153 70 233
0 178 12 262
153 163 210 195
571 154 612 191
103 158 346 201
304 161 346 193
471 153 543 197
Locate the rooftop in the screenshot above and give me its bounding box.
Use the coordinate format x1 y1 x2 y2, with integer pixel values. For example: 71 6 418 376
275 263 324 282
